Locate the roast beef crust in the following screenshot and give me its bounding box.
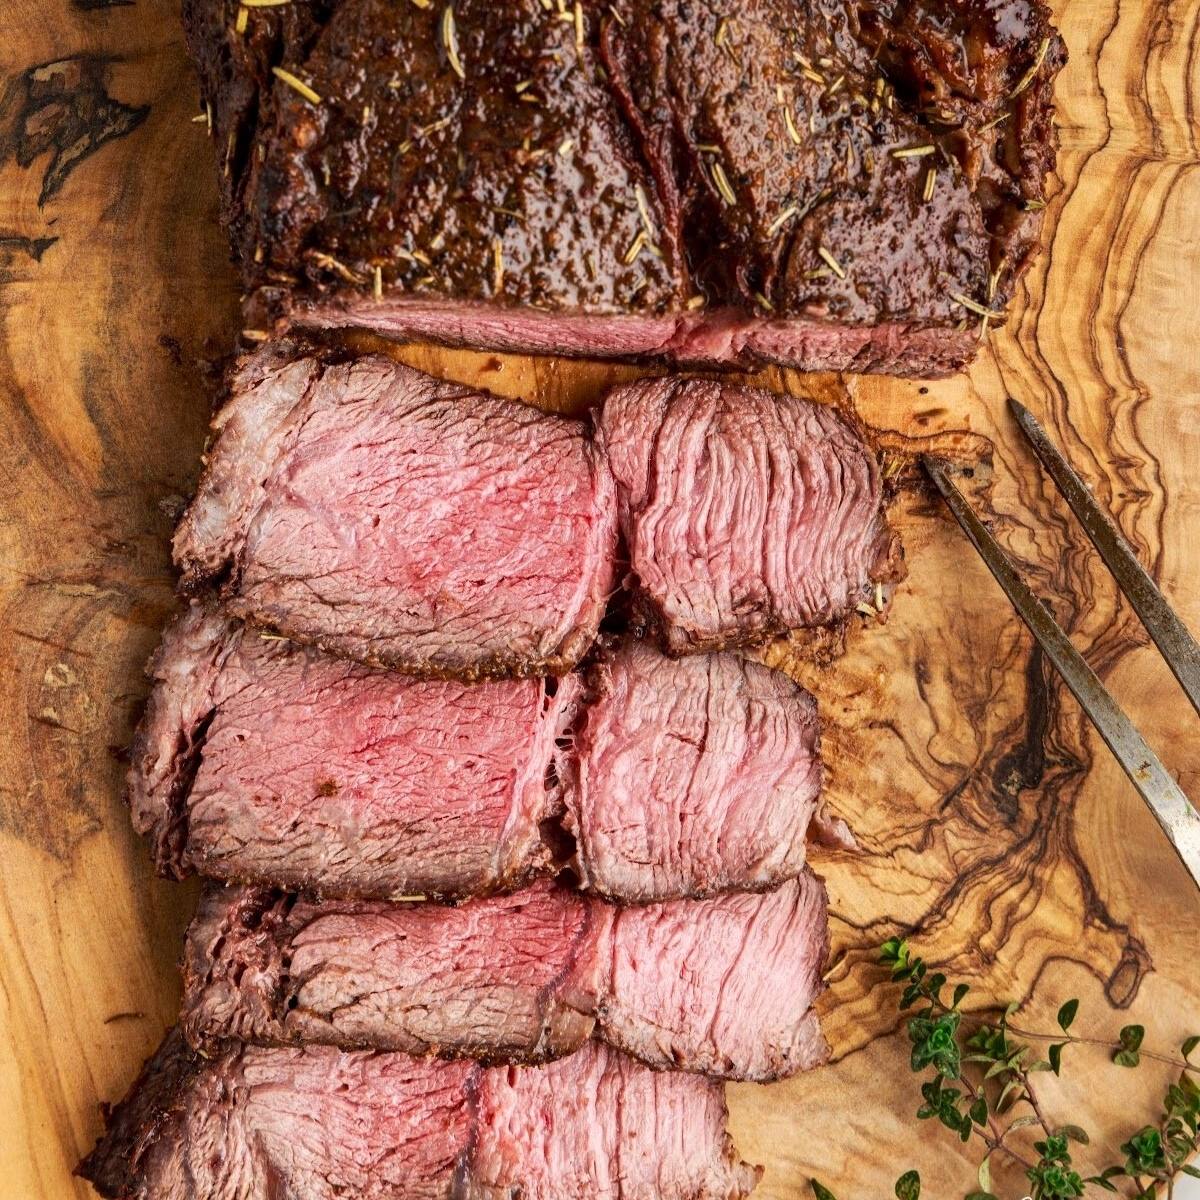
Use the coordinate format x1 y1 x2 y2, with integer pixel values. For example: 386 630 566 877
181 0 1065 374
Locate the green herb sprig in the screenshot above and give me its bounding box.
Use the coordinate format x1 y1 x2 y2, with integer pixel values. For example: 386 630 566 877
809 940 1199 1200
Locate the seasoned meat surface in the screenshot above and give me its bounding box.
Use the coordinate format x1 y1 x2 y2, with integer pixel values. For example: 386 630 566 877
183 0 1064 374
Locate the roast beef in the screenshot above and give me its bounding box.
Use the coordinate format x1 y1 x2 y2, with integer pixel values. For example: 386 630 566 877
564 640 830 902
131 610 838 903
129 603 577 898
78 1032 760 1200
180 873 829 1081
182 0 1063 376
174 339 617 678
598 377 903 654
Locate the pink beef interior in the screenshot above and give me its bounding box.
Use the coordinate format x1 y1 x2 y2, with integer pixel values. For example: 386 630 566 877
173 340 617 678
593 874 830 1080
303 299 977 378
129 605 577 898
181 872 830 1083
564 640 822 902
598 377 897 653
182 881 600 1060
79 1035 759 1200
472 1042 762 1200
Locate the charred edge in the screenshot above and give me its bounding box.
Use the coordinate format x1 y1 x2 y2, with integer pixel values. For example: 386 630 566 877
156 708 215 878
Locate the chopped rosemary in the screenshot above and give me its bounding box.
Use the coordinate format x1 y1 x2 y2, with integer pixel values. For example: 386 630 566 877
891 143 936 158
826 74 844 96
710 160 737 206
766 204 799 238
557 136 575 156
308 250 363 283
574 0 584 46
240 0 291 7
753 291 774 312
491 237 504 292
373 265 383 300
922 167 937 202
948 290 1005 319
235 6 248 33
622 231 647 265
801 67 825 85
1010 35 1050 98
442 6 465 80
685 294 706 310
817 245 846 278
607 4 625 26
271 66 321 105
416 114 452 137
980 110 1010 131
634 185 656 237
783 105 802 145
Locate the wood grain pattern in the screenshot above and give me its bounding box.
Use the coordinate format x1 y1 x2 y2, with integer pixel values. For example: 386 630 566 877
1 1 1198 1197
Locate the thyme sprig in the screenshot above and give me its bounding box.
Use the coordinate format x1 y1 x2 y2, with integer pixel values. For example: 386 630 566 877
810 941 1199 1200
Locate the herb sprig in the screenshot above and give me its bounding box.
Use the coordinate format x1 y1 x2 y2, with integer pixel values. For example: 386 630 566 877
809 940 1199 1200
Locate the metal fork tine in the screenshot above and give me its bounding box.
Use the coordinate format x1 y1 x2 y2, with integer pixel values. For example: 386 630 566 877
1009 397 1200 718
922 457 1200 890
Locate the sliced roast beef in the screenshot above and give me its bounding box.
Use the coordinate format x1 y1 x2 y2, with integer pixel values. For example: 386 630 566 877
598 378 903 654
181 881 599 1064
78 1033 760 1200
588 876 829 1079
174 339 617 678
470 1039 759 1200
181 873 829 1082
564 640 825 902
131 609 839 903
183 0 1063 375
129 603 577 897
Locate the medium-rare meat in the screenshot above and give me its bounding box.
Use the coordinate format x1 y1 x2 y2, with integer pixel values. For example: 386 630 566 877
174 339 617 678
180 873 829 1081
598 378 903 654
182 0 1063 376
132 611 838 903
78 1032 760 1200
564 640 828 902
470 1038 758 1200
129 603 577 898
181 881 599 1064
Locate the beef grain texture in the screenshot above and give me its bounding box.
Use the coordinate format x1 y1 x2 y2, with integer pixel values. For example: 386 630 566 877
181 873 830 1082
78 1032 761 1200
174 339 617 679
129 603 578 898
564 639 836 902
132 611 837 903
182 0 1063 376
598 377 903 654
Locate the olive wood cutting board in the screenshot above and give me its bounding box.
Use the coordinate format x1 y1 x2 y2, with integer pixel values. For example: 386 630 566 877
1 0 1198 1195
